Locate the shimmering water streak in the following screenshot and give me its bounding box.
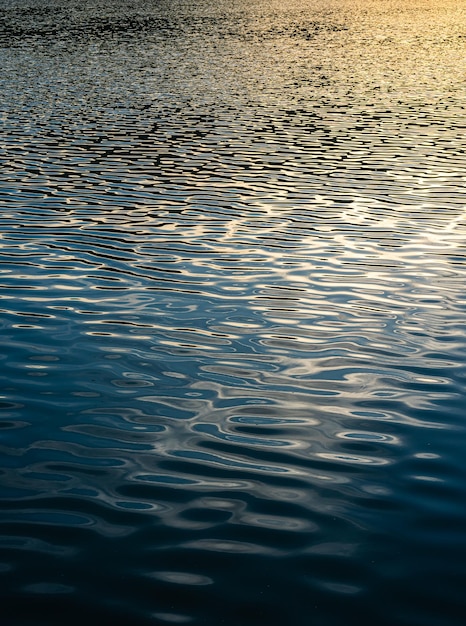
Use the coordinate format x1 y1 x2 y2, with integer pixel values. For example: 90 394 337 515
1 0 466 625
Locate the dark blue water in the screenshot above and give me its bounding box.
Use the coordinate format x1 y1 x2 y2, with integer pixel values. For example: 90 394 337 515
1 0 466 624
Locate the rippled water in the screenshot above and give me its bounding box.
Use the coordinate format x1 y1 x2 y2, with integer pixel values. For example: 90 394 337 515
1 0 466 624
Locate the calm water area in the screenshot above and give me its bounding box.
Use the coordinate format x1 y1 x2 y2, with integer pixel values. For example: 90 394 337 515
1 0 466 624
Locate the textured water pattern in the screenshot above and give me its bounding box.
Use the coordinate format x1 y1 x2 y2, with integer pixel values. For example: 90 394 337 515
1 0 466 624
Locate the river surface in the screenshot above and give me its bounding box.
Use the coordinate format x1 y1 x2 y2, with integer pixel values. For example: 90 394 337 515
1 0 466 624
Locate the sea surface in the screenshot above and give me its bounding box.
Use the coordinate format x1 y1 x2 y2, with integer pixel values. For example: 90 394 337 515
1 0 466 624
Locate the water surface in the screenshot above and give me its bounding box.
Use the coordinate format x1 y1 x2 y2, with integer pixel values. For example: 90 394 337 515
1 0 466 624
